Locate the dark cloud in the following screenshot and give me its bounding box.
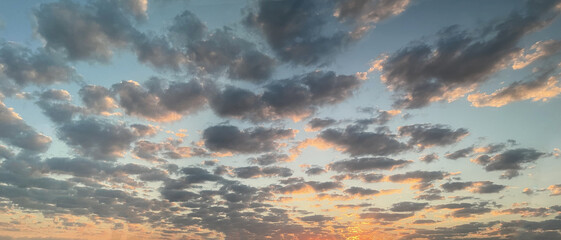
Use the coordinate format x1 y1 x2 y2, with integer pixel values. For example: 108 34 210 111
377 0 561 108
299 215 334 223
332 173 385 183
328 157 411 172
33 0 136 61
168 10 206 45
420 153 439 163
344 187 380 196
434 202 496 218
233 166 293 179
0 42 78 96
473 148 545 179
245 0 410 66
210 71 362 122
247 153 291 166
390 202 429 212
185 28 276 82
57 117 155 160
468 69 561 107
36 89 84 124
244 0 350 66
307 118 337 131
446 147 474 160
0 101 51 152
305 167 326 176
111 78 208 122
398 124 469 149
203 125 295 154
441 181 506 194
319 125 408 156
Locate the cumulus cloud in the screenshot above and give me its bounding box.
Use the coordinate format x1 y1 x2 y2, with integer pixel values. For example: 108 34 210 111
398 124 469 149
57 117 155 160
112 78 208 122
390 201 429 212
375 0 561 108
211 71 362 122
202 125 295 154
245 0 410 66
0 101 51 152
233 166 293 179
328 157 411 172
0 42 78 96
441 181 506 194
468 73 561 107
389 171 451 190
306 118 338 131
79 85 118 115
318 125 408 156
472 148 545 179
512 39 561 69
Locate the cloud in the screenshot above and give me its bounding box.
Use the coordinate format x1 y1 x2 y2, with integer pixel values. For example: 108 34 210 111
185 28 276 82
513 39 561 69
441 181 506 194
468 73 561 107
33 0 137 61
210 71 363 122
390 202 429 212
328 157 411 172
57 117 155 160
344 187 380 197
305 167 326 176
398 124 469 149
299 215 334 223
202 125 295 154
36 89 84 123
420 153 439 163
548 184 561 196
472 148 545 179
360 212 414 221
318 125 408 156
233 166 293 179
433 202 494 218
78 85 118 115
389 171 451 190
0 42 78 96
112 78 208 122
0 101 51 152
248 153 291 166
306 118 337 131
245 0 410 66
446 147 475 160
376 0 561 108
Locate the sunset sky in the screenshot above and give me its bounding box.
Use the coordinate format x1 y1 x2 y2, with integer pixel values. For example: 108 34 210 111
1 0 561 239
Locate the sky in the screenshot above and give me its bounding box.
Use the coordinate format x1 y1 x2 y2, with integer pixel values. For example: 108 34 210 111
0 0 561 239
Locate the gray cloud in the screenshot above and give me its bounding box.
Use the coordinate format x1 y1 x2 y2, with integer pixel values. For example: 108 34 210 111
306 118 337 131
328 157 411 172
390 202 429 212
78 85 118 114
57 117 155 160
112 78 208 122
398 124 469 149
233 166 293 179
441 181 506 194
473 148 545 179
377 0 561 108
319 125 408 156
0 101 51 152
203 125 295 154
0 42 78 96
